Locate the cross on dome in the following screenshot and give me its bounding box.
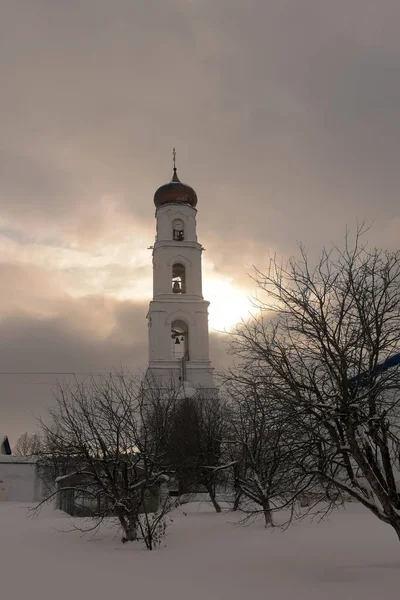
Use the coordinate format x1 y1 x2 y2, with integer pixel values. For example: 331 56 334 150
153 149 198 208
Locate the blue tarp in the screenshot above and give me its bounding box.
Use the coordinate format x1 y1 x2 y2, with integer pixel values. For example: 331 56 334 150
348 352 400 389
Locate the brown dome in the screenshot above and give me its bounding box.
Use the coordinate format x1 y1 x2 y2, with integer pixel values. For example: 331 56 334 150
154 168 197 208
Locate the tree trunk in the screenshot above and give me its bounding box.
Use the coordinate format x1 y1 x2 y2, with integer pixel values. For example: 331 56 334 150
207 483 222 513
123 524 137 543
390 515 400 543
118 512 138 543
262 499 273 527
233 490 242 511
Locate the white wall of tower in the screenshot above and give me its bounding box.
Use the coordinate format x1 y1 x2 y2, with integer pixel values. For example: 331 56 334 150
152 246 203 299
156 204 197 243
147 201 214 389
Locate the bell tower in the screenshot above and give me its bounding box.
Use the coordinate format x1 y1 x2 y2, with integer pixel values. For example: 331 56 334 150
146 151 214 390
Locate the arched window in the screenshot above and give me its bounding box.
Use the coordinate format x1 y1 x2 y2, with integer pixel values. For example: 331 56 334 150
172 219 184 241
171 320 189 360
172 263 186 294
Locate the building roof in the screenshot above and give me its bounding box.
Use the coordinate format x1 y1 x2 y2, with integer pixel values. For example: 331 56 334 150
154 168 198 209
348 352 400 389
0 436 12 455
0 455 37 464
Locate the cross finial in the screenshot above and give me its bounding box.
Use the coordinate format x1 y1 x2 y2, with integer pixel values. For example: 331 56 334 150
171 147 180 182
173 147 176 170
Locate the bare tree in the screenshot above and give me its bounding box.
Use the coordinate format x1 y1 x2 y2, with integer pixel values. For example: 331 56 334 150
13 432 42 456
223 376 311 527
37 372 177 549
229 228 400 540
166 393 227 512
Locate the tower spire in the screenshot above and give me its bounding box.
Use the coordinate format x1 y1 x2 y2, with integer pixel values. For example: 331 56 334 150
171 147 180 182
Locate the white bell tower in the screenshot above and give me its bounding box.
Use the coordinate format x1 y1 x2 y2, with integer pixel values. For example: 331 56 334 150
146 152 214 390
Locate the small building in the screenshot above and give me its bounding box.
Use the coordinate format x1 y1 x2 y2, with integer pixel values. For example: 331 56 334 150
0 455 45 502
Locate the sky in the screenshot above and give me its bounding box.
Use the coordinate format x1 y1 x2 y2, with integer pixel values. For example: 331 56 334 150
1 0 400 443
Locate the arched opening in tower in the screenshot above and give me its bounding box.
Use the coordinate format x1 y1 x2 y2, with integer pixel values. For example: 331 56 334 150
172 219 184 241
171 320 189 360
172 263 186 294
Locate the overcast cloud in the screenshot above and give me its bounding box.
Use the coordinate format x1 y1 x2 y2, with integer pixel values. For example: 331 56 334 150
1 0 399 442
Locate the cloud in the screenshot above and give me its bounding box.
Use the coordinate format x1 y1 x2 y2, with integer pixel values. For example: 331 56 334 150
0 291 229 443
1 0 400 438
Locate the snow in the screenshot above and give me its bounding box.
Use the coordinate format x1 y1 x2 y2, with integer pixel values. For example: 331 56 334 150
1 501 400 599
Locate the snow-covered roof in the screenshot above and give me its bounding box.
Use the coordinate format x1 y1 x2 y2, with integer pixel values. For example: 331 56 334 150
55 472 82 483
0 455 37 464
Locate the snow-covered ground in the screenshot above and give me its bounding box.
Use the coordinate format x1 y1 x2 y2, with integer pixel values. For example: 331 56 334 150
1 501 400 600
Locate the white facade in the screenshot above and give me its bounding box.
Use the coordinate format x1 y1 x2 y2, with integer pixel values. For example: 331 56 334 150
0 456 44 502
147 184 214 390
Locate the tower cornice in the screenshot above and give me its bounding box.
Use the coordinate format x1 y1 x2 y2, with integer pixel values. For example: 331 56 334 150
155 202 197 214
153 240 203 251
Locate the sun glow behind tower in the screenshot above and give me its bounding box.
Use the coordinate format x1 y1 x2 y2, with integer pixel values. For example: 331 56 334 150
202 275 251 332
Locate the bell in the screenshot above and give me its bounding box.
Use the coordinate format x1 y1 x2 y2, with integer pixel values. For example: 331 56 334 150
172 280 181 293
175 337 181 345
